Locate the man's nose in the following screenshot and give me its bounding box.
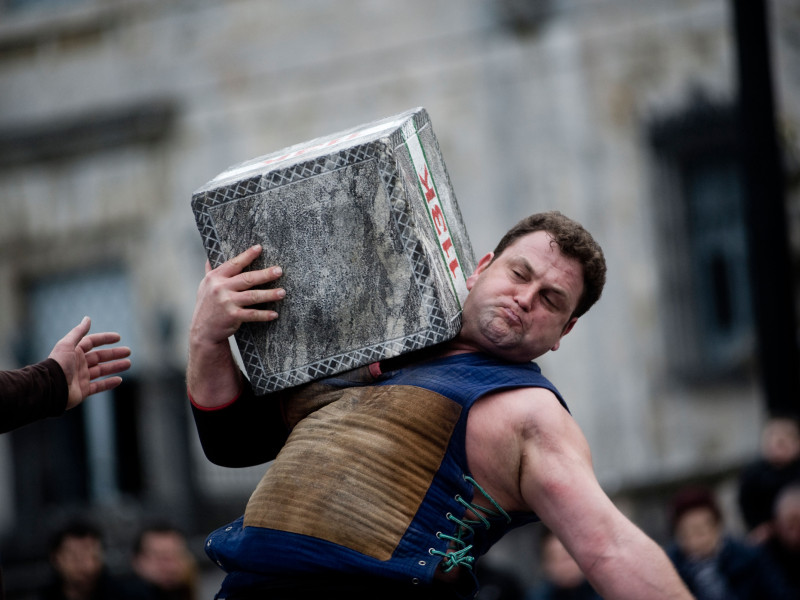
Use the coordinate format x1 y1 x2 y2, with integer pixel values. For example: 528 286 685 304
514 285 536 311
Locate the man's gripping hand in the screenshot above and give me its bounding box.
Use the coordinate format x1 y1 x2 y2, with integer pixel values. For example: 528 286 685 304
190 245 285 345
187 245 285 408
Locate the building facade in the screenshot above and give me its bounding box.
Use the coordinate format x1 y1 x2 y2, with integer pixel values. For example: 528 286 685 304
0 0 798 594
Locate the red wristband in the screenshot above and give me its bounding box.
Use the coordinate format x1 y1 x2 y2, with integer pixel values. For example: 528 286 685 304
187 387 241 411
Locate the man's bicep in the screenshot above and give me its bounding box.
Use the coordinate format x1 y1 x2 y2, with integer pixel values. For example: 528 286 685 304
517 396 694 600
518 404 619 561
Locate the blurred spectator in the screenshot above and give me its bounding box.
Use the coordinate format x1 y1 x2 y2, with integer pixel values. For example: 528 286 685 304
38 519 130 600
123 523 197 600
525 528 602 600
475 561 525 600
666 486 793 600
761 482 800 596
737 415 800 542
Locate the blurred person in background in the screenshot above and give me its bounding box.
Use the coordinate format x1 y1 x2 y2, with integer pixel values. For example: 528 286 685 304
666 486 793 600
38 519 130 600
525 528 601 600
125 522 197 600
474 561 525 600
737 415 800 543
760 482 800 596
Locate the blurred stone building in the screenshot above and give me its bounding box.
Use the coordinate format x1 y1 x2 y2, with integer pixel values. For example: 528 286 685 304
0 0 798 596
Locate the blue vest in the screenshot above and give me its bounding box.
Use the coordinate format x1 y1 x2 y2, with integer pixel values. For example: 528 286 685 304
205 352 567 598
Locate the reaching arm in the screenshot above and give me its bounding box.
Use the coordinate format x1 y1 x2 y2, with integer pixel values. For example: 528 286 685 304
0 359 67 432
187 245 290 465
516 390 693 600
1 317 131 433
186 244 285 408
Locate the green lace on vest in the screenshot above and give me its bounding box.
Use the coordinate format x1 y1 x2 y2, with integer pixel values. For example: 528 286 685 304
429 474 512 572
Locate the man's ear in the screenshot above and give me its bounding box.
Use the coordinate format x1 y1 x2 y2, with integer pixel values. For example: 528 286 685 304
466 252 494 291
550 317 578 351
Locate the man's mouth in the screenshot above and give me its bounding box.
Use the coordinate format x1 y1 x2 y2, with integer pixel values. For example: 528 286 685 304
499 306 522 327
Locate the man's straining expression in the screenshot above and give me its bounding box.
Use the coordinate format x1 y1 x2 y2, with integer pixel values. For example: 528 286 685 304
457 230 583 362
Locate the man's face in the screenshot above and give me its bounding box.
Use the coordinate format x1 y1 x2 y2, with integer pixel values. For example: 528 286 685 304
52 536 103 590
133 531 190 590
760 418 800 467
457 231 583 362
674 507 722 560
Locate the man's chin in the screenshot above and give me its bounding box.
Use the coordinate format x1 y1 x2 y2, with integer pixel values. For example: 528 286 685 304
479 338 532 363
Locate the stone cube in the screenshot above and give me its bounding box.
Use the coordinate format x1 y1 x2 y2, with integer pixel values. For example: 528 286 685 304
191 107 475 394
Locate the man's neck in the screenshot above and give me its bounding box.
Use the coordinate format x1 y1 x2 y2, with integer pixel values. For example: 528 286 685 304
378 342 466 372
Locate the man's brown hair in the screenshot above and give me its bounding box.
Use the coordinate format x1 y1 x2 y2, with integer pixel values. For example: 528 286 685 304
492 211 606 318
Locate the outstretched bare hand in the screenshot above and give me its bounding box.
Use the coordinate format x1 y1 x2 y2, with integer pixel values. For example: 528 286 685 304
48 316 132 410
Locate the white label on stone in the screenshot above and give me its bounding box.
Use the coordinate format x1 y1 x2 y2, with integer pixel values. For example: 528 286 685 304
402 123 469 309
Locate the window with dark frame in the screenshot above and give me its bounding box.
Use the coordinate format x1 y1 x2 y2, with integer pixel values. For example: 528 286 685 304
649 99 755 383
4 0 85 11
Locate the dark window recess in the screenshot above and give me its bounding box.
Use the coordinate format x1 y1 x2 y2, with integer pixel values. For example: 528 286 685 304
649 98 755 382
0 99 177 167
5 0 84 11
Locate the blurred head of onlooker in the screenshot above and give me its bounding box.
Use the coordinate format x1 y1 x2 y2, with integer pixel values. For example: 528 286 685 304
130 523 197 600
762 482 800 595
772 482 800 551
737 415 800 542
39 518 128 600
525 527 602 600
760 416 800 468
666 485 793 600
46 520 104 600
669 486 724 561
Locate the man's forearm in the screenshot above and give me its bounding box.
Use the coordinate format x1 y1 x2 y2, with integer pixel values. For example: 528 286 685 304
186 338 243 408
186 246 284 407
0 360 67 432
585 527 693 600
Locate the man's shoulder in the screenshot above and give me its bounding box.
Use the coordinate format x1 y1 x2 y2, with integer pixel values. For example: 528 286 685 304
391 351 568 409
477 385 571 424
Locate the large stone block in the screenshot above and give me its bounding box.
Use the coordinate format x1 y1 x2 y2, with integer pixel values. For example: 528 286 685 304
191 107 475 394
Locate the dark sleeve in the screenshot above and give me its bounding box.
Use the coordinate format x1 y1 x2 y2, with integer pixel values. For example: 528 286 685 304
737 461 774 530
190 376 290 468
0 358 68 434
743 543 797 600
